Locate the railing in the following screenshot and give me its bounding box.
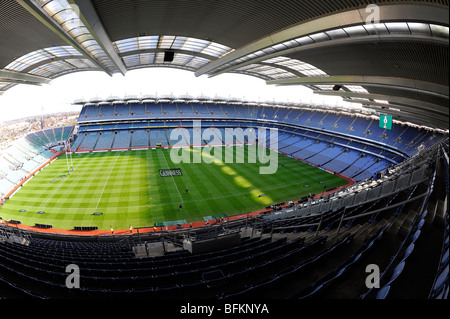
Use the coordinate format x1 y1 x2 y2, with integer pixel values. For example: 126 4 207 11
252 140 445 237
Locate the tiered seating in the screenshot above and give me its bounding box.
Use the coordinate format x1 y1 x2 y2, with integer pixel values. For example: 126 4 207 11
264 182 418 236
0 138 446 300
73 101 446 182
206 104 224 117
281 138 315 156
108 104 130 121
295 141 328 159
75 132 99 150
221 104 237 118
293 223 390 299
360 210 429 299
169 128 191 146
174 103 192 116
309 145 345 166
429 211 449 299
0 127 73 195
131 130 149 148
27 131 53 147
341 155 378 179
55 126 72 144
131 104 147 117
94 131 114 150
0 233 311 298
323 149 360 174
79 105 100 120
76 103 444 158
112 131 131 149
70 134 85 150
193 102 212 117
428 144 449 299
150 129 168 147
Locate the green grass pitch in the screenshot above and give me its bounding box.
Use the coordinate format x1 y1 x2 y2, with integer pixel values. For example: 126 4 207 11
0 146 348 230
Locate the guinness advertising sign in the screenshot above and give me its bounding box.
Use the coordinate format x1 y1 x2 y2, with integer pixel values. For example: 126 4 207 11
159 168 183 177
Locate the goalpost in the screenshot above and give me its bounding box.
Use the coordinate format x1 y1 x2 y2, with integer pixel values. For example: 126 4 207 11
64 139 74 175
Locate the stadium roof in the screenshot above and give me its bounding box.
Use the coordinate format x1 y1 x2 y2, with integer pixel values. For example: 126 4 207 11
0 0 448 130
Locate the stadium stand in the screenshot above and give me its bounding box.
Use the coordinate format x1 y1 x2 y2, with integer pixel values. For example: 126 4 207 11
0 126 74 197
130 130 150 148
0 0 448 304
0 107 447 300
94 131 114 150
112 131 132 149
70 102 443 186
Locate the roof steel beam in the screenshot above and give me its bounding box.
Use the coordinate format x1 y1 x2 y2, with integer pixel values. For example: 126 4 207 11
19 55 85 73
315 90 448 116
0 69 51 85
342 99 448 128
207 34 449 79
118 48 215 61
267 75 449 100
344 98 446 121
19 0 114 76
195 4 449 77
369 108 447 129
73 0 127 75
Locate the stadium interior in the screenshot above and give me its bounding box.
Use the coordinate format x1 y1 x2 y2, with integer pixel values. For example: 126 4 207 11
0 0 448 302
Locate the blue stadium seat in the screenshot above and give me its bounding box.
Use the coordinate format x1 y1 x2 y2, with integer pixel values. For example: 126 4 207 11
385 261 405 287
376 285 391 299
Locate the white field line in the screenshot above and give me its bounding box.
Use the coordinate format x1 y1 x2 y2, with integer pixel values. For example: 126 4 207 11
31 154 93 207
15 175 319 211
95 152 121 210
160 149 184 203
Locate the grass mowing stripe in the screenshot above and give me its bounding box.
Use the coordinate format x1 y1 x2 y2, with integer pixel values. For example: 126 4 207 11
40 154 94 208
95 152 121 210
197 146 267 214
0 146 349 230
153 150 180 221
160 149 184 203
180 152 227 219
23 155 81 206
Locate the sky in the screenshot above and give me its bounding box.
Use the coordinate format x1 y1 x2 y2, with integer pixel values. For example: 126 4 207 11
0 67 359 123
